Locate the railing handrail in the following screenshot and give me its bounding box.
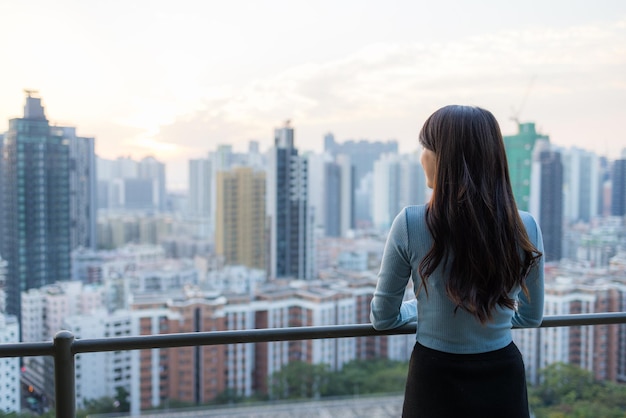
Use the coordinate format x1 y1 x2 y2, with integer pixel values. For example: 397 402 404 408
2 312 626 358
1 311 626 418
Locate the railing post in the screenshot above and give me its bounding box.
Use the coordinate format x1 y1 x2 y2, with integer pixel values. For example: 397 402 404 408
54 330 75 418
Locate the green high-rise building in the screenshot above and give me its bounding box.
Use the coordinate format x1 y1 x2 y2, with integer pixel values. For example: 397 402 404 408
503 122 549 211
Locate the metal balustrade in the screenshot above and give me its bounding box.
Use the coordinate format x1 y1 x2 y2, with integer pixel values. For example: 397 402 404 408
1 312 626 418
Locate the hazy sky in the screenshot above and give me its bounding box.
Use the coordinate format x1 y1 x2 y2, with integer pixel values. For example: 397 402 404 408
1 0 625 189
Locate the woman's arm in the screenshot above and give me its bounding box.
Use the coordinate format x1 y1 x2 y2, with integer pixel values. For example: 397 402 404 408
370 209 417 330
512 215 545 328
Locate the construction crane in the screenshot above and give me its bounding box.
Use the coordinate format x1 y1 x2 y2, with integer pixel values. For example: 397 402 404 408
510 75 536 126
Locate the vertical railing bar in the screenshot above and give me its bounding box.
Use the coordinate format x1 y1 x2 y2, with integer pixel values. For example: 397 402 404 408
54 330 75 418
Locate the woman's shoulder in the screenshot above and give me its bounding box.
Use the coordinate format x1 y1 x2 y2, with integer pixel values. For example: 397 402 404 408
401 205 431 252
403 204 427 220
401 205 429 232
518 210 542 240
517 210 538 226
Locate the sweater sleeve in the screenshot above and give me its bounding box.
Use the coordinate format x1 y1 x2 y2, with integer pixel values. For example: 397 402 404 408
370 209 417 330
511 214 545 328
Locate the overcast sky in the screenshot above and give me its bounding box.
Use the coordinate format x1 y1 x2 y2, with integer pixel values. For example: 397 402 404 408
1 0 625 189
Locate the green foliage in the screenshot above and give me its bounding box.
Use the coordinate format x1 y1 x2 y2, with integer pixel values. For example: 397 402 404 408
529 363 626 418
268 358 407 401
269 361 331 400
148 399 196 410
212 388 246 405
0 412 54 418
328 358 407 396
211 389 269 406
114 386 130 412
75 385 130 418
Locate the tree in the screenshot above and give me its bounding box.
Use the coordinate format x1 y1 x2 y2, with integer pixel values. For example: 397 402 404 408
268 358 407 400
533 363 596 406
75 386 130 418
528 362 626 418
269 361 331 400
113 386 130 412
326 359 407 396
212 388 245 405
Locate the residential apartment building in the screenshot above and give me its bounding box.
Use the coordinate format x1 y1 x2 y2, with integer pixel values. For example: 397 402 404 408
514 273 626 385
63 310 137 412
20 281 106 405
0 313 20 414
131 291 227 409
215 166 266 270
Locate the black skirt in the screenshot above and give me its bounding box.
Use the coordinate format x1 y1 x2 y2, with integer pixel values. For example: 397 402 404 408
402 341 529 418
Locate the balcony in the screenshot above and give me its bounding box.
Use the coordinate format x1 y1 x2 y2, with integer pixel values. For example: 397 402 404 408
1 312 626 418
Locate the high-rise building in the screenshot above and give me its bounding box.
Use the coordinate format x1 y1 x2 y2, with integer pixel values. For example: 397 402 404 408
597 157 613 217
323 160 342 237
307 152 354 237
138 156 166 212
530 141 563 262
0 134 4 250
195 142 266 243
324 134 398 186
98 156 166 213
372 152 426 231
336 154 355 236
562 148 601 223
187 158 213 240
0 93 71 319
62 127 97 250
215 166 266 270
324 134 398 227
372 153 400 230
266 122 314 279
504 122 550 211
611 159 626 216
306 152 328 232
247 140 265 168
188 158 212 218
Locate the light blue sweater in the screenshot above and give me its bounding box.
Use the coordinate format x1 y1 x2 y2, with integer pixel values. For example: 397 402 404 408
370 205 544 354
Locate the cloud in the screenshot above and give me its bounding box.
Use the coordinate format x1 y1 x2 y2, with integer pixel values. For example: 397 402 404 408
119 18 626 187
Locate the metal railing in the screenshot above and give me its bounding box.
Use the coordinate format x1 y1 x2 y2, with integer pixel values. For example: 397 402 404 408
1 312 626 418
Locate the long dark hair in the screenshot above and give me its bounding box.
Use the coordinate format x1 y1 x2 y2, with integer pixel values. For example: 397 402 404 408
418 105 542 323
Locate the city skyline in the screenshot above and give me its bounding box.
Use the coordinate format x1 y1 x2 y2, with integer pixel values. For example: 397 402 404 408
1 1 626 189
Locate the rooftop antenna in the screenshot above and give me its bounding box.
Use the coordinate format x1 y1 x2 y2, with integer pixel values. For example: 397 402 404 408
24 89 39 97
510 75 536 127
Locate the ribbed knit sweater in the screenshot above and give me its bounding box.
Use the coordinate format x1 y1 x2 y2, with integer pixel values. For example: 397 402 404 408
370 205 544 354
